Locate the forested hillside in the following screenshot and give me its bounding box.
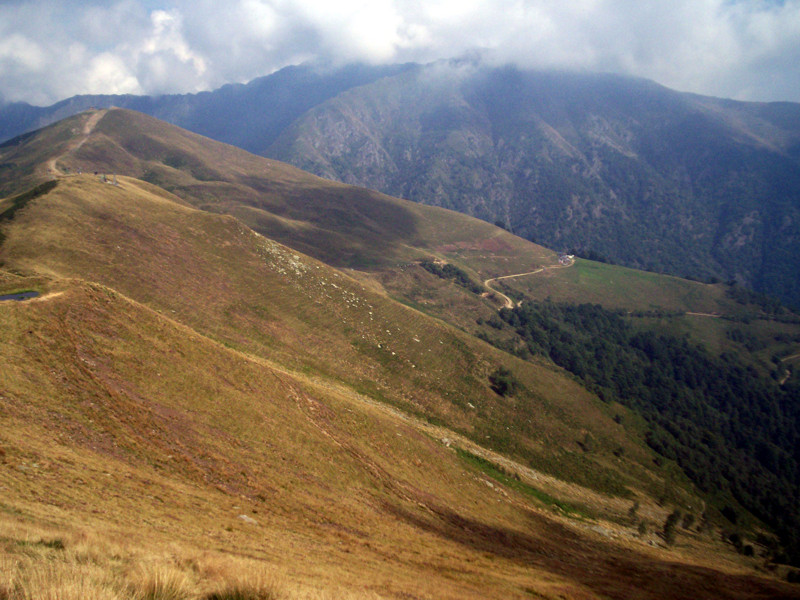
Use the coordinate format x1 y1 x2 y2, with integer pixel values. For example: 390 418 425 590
488 299 800 563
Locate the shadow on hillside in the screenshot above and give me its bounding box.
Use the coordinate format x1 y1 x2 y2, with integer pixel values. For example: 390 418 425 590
383 501 796 600
238 177 421 268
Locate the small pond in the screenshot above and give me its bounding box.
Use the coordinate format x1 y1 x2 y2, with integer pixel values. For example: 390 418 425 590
0 291 40 302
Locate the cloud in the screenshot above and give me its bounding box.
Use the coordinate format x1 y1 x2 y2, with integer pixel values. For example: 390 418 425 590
130 9 208 92
1 0 799 105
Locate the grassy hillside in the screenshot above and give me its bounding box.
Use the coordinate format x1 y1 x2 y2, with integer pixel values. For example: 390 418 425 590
378 251 800 558
0 175 618 472
0 279 604 599
2 280 794 599
4 61 799 305
1 111 799 596
5 108 550 276
367 232 800 567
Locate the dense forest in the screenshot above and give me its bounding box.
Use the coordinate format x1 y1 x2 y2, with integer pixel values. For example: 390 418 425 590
497 300 800 563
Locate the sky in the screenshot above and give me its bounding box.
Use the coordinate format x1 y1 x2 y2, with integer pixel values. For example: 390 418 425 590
1 0 799 106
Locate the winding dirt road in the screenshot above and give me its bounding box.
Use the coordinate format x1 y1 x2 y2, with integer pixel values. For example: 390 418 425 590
778 353 800 385
484 258 575 309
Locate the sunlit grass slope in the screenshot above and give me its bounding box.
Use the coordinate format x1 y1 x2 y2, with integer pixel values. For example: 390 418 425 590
1 278 795 598
507 259 731 313
1 239 795 600
0 174 632 484
0 111 652 493
0 279 595 599
0 108 557 276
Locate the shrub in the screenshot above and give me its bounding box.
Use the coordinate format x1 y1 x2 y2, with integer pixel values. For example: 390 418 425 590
663 510 682 545
627 501 640 523
488 367 520 397
637 521 648 537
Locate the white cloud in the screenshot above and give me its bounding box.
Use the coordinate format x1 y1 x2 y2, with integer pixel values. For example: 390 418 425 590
0 33 46 71
130 9 208 93
84 52 142 95
0 0 799 105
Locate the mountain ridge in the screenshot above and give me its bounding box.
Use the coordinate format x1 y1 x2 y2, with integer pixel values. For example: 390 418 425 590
0 62 415 154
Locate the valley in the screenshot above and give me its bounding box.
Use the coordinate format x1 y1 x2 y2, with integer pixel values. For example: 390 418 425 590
0 109 799 598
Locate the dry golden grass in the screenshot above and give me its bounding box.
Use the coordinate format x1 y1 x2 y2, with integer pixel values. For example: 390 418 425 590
0 174 647 499
127 564 193 600
0 557 18 599
0 277 794 599
15 562 123 600
201 564 287 600
0 524 385 600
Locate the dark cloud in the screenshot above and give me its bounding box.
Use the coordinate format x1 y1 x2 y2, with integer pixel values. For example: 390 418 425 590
1 0 799 105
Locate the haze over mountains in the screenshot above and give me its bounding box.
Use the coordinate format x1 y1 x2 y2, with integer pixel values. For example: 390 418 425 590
3 61 800 307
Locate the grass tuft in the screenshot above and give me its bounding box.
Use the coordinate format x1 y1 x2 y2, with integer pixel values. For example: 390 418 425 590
129 565 193 600
203 565 287 600
0 557 18 600
40 538 66 551
13 560 124 600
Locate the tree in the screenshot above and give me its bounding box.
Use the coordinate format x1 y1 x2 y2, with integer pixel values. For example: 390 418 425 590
637 521 648 537
663 510 682 545
628 501 640 523
489 367 520 397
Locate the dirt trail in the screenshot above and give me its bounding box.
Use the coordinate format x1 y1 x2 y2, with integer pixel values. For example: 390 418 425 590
778 353 800 385
46 109 107 176
484 258 574 309
31 291 65 302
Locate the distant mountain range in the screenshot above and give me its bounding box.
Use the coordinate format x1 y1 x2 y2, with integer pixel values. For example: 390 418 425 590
0 63 414 154
3 60 800 305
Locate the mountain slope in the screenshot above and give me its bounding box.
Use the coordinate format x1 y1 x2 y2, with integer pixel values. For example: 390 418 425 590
4 280 794 599
1 107 558 277
2 110 799 596
266 62 800 307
